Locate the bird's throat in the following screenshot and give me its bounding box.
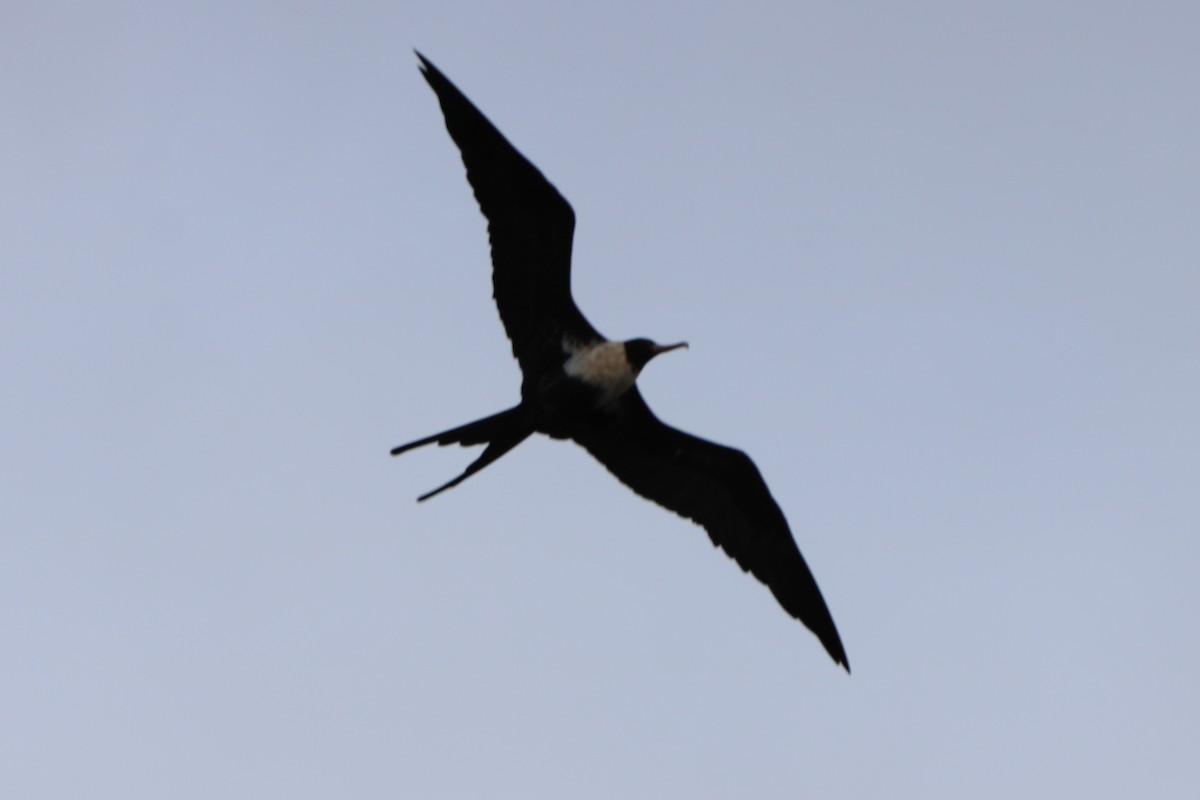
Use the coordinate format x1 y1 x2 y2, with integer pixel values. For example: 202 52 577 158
562 340 636 405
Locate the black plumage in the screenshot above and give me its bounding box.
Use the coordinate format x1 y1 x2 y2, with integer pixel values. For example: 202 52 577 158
394 53 849 671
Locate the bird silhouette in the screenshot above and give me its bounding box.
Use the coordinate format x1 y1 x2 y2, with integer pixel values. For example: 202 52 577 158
394 53 849 671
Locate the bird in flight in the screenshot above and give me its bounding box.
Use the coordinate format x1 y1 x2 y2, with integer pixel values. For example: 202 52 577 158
394 52 849 671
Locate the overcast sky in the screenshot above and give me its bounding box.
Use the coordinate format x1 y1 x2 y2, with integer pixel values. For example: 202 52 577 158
3 1 1198 797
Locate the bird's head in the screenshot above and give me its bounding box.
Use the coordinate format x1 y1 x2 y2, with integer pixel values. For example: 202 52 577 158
623 338 689 372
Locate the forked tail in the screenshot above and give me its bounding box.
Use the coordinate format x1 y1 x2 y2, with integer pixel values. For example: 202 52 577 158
390 404 534 501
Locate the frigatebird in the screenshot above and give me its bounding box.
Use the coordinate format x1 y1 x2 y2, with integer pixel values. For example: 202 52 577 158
394 53 849 671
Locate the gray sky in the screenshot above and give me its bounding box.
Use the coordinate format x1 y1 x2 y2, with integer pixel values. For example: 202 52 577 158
3 1 1198 797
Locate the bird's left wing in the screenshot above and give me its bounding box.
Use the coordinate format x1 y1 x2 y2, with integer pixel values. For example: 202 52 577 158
573 389 849 671
416 53 603 377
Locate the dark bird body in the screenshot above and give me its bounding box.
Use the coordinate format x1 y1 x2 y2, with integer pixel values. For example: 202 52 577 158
395 53 849 671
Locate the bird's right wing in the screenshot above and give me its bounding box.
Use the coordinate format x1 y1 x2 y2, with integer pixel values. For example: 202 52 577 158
574 389 849 670
417 53 602 376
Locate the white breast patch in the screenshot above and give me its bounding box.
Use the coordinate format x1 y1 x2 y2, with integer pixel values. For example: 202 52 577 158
563 340 636 404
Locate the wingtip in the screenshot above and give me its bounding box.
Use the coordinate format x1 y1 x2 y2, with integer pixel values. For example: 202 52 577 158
414 50 436 77
828 640 851 674
817 627 850 673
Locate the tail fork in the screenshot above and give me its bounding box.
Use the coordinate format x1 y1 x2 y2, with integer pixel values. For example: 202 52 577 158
391 405 533 501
